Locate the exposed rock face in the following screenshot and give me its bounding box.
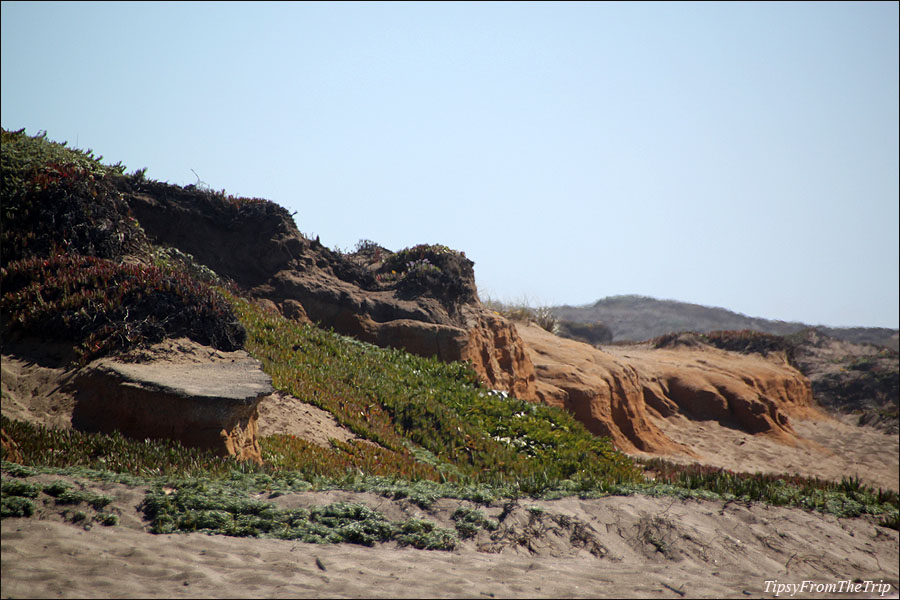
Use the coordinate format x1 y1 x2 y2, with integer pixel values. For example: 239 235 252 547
519 322 818 454
118 180 817 454
617 345 817 443
71 339 273 462
122 181 536 399
518 323 689 455
459 311 536 400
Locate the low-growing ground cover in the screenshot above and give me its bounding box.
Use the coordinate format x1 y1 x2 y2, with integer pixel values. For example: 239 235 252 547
3 420 897 534
140 479 458 549
231 294 641 492
639 457 899 528
1 470 118 527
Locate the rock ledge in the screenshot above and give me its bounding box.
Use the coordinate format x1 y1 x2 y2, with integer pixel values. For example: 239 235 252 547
71 339 272 462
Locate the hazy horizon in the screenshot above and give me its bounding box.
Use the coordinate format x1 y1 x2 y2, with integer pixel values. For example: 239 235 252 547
2 2 897 328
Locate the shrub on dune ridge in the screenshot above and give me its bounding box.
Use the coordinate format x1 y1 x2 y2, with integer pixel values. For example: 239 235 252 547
1 254 245 362
1 128 146 265
482 297 560 335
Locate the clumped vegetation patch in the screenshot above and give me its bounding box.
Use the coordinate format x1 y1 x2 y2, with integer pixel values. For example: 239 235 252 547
1 254 245 362
1 475 118 526
641 458 899 528
702 329 799 363
140 480 457 549
814 349 899 430
1 128 146 265
652 329 799 364
125 177 295 231
555 320 614 347
376 244 476 303
451 505 499 539
483 298 560 335
1 479 40 518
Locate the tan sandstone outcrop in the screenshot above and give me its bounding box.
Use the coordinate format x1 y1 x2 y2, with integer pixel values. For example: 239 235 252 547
70 339 273 463
518 323 689 455
606 342 818 444
349 309 536 399
519 323 818 454
118 180 816 455
459 311 536 401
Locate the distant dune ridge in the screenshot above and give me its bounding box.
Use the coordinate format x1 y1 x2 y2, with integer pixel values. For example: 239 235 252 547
553 294 899 350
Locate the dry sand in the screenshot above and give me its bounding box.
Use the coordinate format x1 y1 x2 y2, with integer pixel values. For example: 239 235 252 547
635 412 900 493
2 477 898 599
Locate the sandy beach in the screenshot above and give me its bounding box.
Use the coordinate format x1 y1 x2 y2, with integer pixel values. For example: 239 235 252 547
2 472 899 599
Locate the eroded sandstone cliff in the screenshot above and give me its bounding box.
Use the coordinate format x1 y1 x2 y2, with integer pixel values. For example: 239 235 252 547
121 180 537 399
518 323 689 455
115 179 820 455
518 322 818 455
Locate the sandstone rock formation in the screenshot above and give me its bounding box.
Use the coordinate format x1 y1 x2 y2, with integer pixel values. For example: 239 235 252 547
121 180 536 398
519 322 818 455
608 342 818 444
518 323 689 455
71 338 273 462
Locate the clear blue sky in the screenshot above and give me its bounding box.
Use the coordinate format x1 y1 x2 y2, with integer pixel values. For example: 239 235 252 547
3 1 898 328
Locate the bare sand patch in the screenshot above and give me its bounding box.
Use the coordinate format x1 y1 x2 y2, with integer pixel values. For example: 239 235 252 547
635 412 899 492
256 391 361 448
